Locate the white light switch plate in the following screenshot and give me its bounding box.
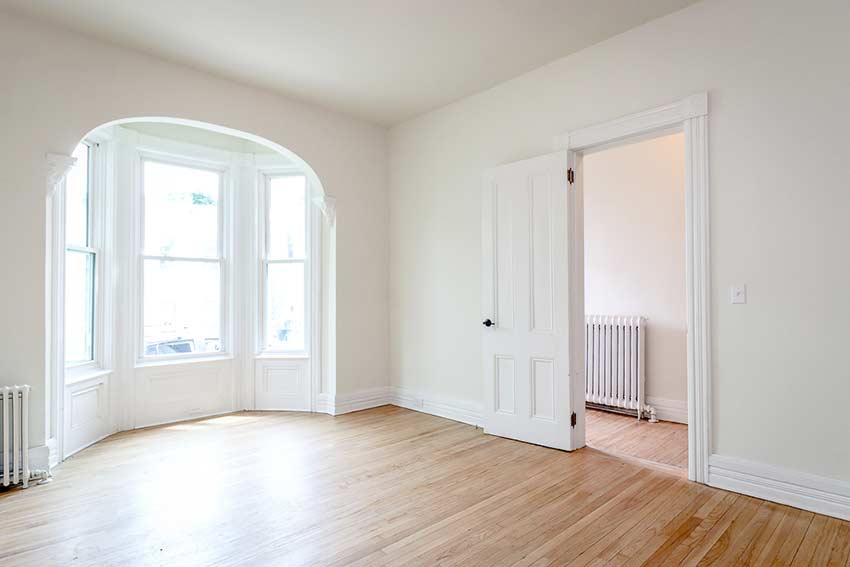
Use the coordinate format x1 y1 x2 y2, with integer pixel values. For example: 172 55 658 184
730 284 747 304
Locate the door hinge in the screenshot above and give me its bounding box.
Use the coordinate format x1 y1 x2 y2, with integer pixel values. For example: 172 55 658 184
570 411 577 428
567 168 575 185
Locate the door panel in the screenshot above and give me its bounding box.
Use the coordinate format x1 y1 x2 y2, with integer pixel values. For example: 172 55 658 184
495 356 516 414
482 151 576 450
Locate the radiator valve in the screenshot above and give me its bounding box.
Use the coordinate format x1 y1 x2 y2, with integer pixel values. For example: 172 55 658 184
30 469 52 485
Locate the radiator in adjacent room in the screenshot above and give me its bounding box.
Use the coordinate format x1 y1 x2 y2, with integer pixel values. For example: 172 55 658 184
585 316 653 420
1 385 30 488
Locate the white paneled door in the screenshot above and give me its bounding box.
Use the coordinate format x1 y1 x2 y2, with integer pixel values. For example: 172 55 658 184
481 151 579 450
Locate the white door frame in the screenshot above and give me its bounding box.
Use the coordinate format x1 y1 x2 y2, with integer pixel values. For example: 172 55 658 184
553 93 711 482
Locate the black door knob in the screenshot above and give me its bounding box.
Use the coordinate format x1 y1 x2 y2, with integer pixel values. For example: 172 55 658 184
482 319 494 327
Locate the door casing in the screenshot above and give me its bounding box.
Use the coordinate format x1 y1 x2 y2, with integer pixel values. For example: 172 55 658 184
552 93 711 483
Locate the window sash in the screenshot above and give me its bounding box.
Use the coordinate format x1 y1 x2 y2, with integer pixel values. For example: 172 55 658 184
140 156 224 260
140 257 225 360
139 156 227 360
262 259 307 353
64 248 96 366
65 141 97 367
260 172 310 354
264 173 307 262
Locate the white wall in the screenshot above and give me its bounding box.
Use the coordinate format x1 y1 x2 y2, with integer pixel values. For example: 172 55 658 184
389 0 850 482
584 133 687 406
0 11 390 450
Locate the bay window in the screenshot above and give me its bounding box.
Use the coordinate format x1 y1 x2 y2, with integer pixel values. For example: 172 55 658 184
141 159 225 358
49 121 329 452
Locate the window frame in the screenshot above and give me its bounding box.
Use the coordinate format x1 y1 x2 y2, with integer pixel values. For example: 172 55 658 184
64 141 100 370
137 152 231 363
258 170 311 355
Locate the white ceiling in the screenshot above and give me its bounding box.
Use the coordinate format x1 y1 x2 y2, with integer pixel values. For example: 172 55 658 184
1 0 700 126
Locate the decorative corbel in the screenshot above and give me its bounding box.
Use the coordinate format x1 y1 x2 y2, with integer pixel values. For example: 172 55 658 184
45 153 77 198
313 195 337 227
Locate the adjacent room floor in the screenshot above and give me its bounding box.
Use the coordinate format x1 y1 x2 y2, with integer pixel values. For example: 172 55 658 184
1 407 846 566
585 408 689 473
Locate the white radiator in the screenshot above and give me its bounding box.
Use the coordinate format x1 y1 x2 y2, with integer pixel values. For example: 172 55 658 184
1 385 30 488
585 316 655 421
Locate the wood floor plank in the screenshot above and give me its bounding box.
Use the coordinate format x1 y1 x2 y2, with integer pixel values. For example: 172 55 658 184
696 495 766 566
755 508 815 566
0 406 845 566
658 491 742 566
586 408 688 470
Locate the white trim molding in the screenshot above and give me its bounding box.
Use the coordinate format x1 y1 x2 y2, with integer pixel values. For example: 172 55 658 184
683 106 711 485
45 437 59 469
645 396 688 424
317 386 484 427
709 455 850 522
28 444 50 473
325 387 391 415
45 153 76 464
389 387 483 427
554 92 711 483
316 392 333 414
553 93 708 151
45 153 77 194
313 195 336 227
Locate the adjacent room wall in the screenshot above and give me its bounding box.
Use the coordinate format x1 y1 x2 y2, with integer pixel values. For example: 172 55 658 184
584 133 687 411
389 0 850 482
0 11 390 450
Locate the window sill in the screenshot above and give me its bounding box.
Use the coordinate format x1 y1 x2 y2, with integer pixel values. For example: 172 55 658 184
65 367 112 387
255 352 310 360
136 354 234 369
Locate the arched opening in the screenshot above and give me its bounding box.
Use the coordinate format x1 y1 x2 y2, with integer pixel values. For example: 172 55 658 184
45 117 336 463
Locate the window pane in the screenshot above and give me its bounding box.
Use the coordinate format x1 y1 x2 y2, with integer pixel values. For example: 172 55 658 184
268 176 306 259
143 260 221 356
143 161 220 258
65 143 89 247
265 262 305 351
65 250 94 363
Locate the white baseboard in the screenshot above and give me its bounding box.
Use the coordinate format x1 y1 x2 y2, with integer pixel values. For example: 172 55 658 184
63 432 112 461
646 396 688 424
134 408 236 431
316 386 483 427
709 454 850 521
316 387 393 416
28 444 50 472
388 387 483 427
316 392 333 414
46 437 59 468
330 387 392 415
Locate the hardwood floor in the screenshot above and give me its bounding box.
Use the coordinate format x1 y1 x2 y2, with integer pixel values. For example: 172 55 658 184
585 408 689 472
1 406 848 566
